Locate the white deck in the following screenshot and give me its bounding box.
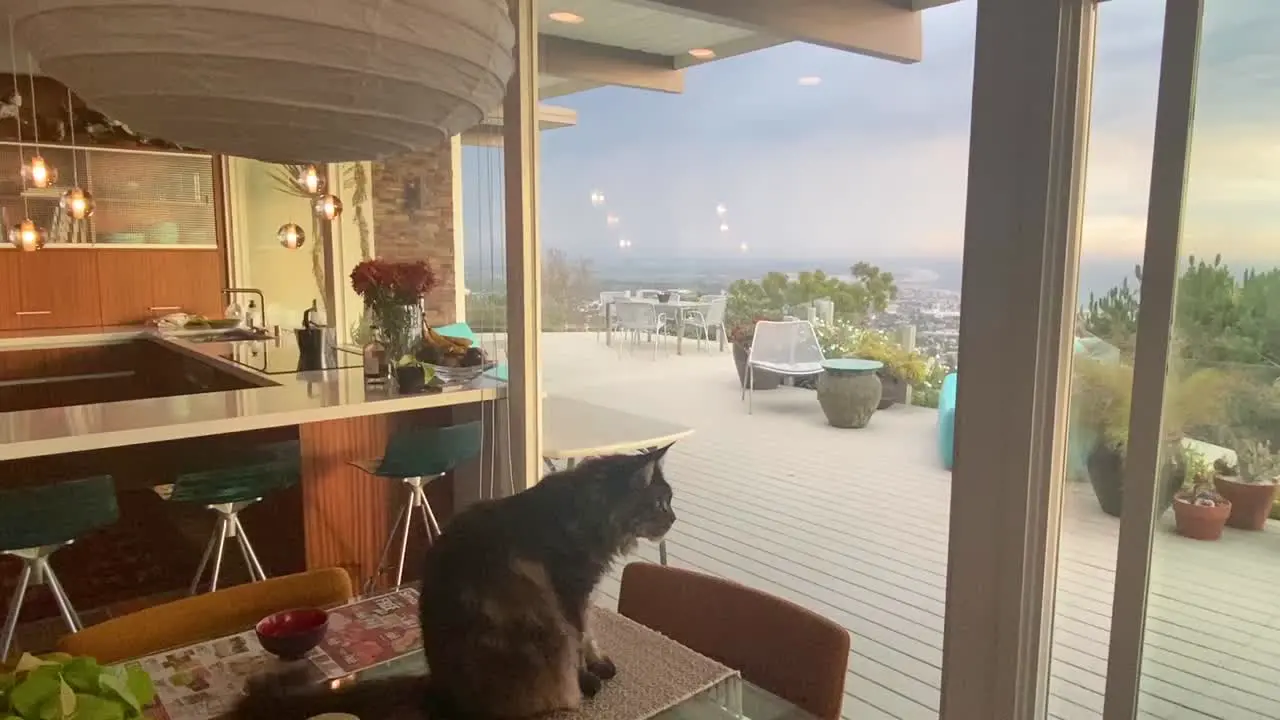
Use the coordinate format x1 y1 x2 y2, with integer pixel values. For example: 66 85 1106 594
536 332 1280 720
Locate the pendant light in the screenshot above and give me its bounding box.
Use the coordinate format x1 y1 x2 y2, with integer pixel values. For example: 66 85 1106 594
298 165 322 194
313 194 342 220
20 68 55 188
277 223 306 250
9 219 45 252
7 19 45 252
9 1 515 162
59 88 93 220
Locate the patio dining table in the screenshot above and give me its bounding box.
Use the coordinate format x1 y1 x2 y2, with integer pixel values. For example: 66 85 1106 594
606 298 720 355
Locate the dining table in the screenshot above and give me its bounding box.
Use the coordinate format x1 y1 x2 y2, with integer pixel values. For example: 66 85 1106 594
605 298 720 355
118 586 819 720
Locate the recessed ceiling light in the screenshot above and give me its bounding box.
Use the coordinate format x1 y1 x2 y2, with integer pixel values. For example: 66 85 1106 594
798 76 822 86
688 48 715 59
548 11 585 24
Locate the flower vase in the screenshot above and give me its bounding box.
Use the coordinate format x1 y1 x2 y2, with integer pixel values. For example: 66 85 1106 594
371 301 424 363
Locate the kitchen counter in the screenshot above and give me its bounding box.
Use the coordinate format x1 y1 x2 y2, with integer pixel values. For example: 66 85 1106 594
0 329 507 461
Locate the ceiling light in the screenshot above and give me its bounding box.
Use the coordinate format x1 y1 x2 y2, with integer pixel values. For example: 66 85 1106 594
688 48 715 60
798 76 822 86
549 11 585 24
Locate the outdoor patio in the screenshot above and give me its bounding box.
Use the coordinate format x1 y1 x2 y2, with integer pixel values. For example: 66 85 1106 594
534 332 1280 720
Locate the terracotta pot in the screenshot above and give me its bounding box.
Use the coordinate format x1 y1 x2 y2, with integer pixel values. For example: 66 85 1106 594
1172 497 1231 540
1213 475 1279 530
732 343 780 390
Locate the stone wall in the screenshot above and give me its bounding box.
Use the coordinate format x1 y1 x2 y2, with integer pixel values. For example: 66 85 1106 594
371 144 456 325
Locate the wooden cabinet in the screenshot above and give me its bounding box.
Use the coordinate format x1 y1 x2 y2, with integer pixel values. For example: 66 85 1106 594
0 250 21 330
98 249 224 326
15 249 101 329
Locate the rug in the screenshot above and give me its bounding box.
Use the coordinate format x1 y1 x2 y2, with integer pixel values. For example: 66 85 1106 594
550 607 738 720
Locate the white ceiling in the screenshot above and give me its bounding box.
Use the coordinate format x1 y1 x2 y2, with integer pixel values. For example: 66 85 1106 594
539 0 759 58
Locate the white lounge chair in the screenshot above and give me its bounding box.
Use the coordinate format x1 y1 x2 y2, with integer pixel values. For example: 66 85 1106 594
742 320 825 413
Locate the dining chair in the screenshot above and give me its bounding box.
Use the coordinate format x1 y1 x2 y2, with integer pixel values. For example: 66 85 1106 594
596 291 630 343
683 296 727 352
613 301 668 359
743 320 825 414
57 567 353 665
617 562 850 720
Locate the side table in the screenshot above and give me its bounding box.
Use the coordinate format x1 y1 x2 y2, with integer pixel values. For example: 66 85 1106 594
816 359 884 428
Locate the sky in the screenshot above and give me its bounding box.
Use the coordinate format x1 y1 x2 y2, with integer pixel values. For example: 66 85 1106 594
464 0 1280 270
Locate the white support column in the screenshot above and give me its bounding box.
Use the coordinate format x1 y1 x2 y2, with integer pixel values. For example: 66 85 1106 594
941 1 1096 718
1103 2 1203 718
451 134 466 323
504 0 543 492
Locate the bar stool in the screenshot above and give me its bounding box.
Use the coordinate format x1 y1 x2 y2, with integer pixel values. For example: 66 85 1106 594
1 475 119 661
160 446 299 595
350 422 483 591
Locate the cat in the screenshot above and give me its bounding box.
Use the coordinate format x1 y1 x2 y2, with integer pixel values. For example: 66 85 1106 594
233 445 677 720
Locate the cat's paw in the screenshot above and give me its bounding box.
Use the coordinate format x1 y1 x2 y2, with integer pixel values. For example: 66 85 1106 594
588 657 617 681
578 669 603 697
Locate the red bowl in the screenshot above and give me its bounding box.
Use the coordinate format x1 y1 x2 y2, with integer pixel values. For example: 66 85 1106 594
255 607 329 660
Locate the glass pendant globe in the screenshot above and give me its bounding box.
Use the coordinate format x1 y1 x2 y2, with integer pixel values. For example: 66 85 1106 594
22 155 56 188
277 223 306 249
297 165 323 194
313 194 343 220
60 187 95 220
9 219 45 251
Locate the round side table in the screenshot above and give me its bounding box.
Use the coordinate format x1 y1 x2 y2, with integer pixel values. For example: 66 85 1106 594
817 359 884 428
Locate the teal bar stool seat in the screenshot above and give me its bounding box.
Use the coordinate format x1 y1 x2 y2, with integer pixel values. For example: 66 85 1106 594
0 475 119 661
160 443 300 594
350 422 483 591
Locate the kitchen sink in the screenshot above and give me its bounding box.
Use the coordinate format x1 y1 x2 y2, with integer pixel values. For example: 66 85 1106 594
180 328 274 344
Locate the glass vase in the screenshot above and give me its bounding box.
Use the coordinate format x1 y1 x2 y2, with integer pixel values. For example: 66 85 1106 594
372 301 424 363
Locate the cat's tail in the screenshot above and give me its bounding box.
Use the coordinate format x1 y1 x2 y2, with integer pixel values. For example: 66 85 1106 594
231 669 433 720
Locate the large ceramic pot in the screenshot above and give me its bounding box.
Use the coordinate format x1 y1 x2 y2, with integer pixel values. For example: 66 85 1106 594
732 343 780 390
877 373 908 409
1213 475 1279 530
1087 444 1183 518
817 364 883 428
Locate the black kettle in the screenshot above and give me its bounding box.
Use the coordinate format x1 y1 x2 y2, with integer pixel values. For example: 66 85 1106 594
295 300 326 371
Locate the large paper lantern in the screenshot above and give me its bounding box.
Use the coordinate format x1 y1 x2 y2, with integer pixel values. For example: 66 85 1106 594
9 0 515 162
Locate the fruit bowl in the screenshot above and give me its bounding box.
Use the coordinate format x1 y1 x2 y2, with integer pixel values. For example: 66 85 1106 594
255 608 329 660
427 361 496 386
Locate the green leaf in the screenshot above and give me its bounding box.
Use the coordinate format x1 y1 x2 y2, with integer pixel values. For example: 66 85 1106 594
123 667 155 709
12 655 55 675
56 680 75 719
60 658 101 694
70 694 124 720
96 672 139 716
8 667 60 717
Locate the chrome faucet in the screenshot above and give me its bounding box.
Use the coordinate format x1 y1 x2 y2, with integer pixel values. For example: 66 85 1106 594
222 288 268 334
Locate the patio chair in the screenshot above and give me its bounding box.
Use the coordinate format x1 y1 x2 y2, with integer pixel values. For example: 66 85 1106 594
596 291 629 342
614 300 668 359
684 296 727 352
743 320 824 414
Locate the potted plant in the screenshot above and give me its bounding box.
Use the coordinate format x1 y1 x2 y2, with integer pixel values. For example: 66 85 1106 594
726 317 781 390
1 652 155 720
1172 450 1232 540
1072 358 1228 518
851 331 929 409
393 355 433 394
1213 439 1280 530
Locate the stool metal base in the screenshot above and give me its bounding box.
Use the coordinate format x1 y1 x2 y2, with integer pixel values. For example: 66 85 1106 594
190 501 268 595
2 543 80 661
367 476 442 594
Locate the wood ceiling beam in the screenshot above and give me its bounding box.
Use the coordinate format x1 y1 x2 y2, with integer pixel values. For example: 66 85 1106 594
539 34 683 94
617 0 923 64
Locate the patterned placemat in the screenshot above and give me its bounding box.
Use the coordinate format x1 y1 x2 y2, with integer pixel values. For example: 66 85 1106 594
551 607 738 720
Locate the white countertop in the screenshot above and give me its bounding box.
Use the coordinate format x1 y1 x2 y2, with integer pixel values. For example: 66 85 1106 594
542 396 694 458
0 330 506 461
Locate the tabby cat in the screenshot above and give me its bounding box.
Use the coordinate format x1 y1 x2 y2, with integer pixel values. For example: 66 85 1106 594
234 445 677 720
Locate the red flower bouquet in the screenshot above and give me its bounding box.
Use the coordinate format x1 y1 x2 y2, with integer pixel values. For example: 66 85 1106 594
351 259 437 359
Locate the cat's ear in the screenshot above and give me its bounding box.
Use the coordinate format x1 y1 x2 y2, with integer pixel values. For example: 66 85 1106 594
630 453 661 488
646 443 675 461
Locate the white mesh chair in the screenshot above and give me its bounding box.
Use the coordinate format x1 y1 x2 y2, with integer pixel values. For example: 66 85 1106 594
596 291 629 342
684 297 727 352
614 300 668 358
743 320 825 413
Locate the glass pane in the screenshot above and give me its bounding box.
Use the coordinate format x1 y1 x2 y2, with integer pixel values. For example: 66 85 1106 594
536 3 978 716
1135 3 1280 718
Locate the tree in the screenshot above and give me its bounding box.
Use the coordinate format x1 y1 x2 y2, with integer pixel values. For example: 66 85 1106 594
541 249 597 331
849 262 898 314
725 262 898 330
